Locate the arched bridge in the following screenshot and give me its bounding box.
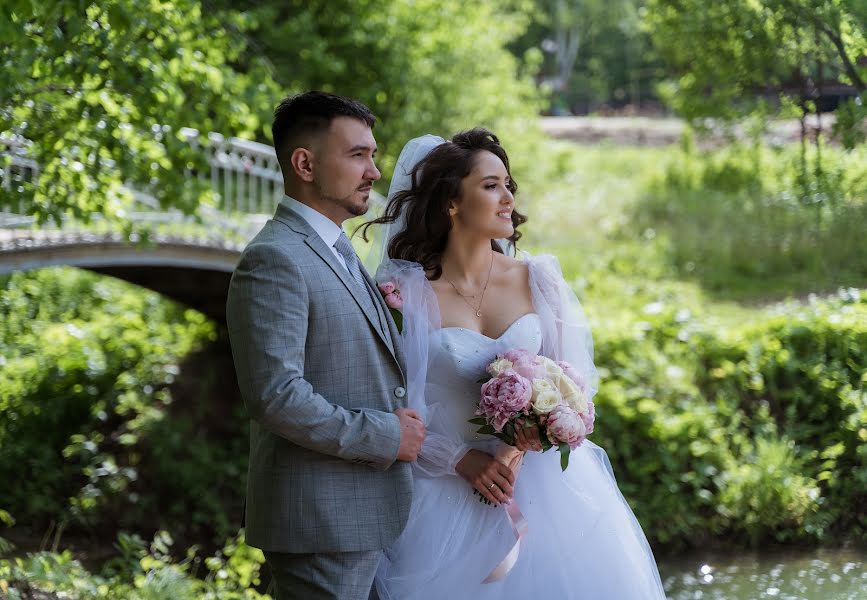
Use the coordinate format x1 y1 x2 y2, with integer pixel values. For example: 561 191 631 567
0 227 247 322
1 132 384 323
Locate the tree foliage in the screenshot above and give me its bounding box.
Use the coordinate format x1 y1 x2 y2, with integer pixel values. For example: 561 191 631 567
0 1 542 224
645 0 867 145
513 0 663 113
219 0 542 178
0 1 278 225
0 268 242 544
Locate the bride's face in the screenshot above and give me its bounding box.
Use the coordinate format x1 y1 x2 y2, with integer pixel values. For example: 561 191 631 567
449 150 515 240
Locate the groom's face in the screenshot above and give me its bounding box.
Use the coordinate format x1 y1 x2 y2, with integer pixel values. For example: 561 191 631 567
312 117 381 222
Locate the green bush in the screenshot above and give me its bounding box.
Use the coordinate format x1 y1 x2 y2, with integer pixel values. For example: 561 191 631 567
592 302 735 549
591 288 866 549
0 267 245 545
717 436 820 545
0 530 268 599
694 291 867 541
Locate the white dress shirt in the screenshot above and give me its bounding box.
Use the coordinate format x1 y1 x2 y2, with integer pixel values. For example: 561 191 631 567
280 195 349 270
280 195 386 333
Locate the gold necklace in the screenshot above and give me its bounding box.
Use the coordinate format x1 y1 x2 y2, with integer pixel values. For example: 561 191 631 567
443 251 494 317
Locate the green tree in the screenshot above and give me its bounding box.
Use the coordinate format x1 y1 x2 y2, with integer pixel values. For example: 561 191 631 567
1 1 543 226
510 0 663 114
645 0 867 146
219 0 543 178
0 1 277 225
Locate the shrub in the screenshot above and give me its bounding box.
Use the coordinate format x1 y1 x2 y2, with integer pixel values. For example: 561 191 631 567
0 530 268 599
0 267 247 546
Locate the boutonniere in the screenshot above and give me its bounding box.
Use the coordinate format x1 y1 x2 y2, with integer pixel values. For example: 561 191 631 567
377 281 404 333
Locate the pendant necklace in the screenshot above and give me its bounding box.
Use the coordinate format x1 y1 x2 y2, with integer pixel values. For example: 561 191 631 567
443 251 494 317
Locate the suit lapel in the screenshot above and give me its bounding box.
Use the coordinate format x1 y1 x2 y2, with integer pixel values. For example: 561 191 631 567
274 204 399 364
358 266 396 356
379 289 408 375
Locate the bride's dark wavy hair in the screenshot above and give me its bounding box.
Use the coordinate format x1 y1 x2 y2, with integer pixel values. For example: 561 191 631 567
359 127 527 279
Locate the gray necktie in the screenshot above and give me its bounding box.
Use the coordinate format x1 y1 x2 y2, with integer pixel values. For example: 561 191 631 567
334 231 387 333
334 231 369 290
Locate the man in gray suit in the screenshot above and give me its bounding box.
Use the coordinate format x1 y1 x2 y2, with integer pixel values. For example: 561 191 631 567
226 91 426 599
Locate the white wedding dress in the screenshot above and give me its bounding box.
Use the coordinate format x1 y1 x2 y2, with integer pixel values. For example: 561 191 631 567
374 255 666 599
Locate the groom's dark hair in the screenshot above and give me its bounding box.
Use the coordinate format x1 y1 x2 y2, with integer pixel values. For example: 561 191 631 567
272 91 376 173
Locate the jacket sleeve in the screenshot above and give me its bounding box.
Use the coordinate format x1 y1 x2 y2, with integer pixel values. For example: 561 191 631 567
226 241 401 471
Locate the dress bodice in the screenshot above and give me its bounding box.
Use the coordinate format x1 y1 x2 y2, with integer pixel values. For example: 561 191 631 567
425 313 542 442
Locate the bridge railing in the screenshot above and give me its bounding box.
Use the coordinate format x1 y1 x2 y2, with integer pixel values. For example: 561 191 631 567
183 128 285 215
0 129 386 241
0 133 40 217
0 129 286 222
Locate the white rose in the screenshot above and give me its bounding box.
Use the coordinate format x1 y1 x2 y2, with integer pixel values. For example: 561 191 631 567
531 378 562 415
487 357 514 377
537 356 565 379
558 375 589 414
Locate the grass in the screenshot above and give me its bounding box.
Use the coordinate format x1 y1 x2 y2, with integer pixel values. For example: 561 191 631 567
515 137 867 332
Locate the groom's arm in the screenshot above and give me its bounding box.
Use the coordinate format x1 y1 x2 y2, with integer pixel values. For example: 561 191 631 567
226 241 402 471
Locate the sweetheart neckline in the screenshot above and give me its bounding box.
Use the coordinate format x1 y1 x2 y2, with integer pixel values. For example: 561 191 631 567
438 312 539 342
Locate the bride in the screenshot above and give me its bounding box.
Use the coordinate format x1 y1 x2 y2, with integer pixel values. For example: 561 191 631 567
361 129 666 598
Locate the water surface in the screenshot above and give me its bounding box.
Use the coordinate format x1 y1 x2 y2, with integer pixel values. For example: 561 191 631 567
660 548 866 600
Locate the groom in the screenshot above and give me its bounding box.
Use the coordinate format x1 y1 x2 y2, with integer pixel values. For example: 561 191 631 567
226 91 425 599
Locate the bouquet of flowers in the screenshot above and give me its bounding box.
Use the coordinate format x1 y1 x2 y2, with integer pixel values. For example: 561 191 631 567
469 349 594 471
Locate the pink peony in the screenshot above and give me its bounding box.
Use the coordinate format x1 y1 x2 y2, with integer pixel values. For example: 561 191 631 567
384 291 403 310
478 369 532 432
377 281 403 310
378 281 396 295
581 401 595 436
546 405 587 449
556 360 586 391
503 349 545 380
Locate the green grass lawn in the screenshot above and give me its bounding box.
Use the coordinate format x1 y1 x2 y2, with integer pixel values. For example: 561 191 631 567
518 138 866 331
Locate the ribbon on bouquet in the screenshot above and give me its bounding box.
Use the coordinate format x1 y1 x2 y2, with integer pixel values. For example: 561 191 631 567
482 500 528 583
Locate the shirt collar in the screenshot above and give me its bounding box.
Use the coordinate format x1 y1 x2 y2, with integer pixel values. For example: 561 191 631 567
280 195 344 248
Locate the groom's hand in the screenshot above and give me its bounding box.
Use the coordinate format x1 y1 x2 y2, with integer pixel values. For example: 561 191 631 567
395 408 426 462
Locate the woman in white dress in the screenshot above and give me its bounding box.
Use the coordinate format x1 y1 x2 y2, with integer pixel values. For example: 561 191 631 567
361 129 666 599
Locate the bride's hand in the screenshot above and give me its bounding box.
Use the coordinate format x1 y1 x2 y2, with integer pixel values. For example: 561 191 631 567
455 449 515 505
514 420 543 452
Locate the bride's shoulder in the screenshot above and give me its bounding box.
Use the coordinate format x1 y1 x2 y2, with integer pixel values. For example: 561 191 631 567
514 251 565 281
493 252 531 290
497 251 530 274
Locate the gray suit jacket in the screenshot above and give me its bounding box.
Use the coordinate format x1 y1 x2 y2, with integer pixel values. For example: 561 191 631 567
226 202 412 553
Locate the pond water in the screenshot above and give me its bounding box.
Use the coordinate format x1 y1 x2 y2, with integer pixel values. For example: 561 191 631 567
659 548 866 600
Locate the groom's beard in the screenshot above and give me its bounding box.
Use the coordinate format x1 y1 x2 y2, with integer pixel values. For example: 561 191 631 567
313 180 370 217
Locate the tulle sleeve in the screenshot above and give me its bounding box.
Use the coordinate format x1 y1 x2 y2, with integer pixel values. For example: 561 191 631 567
376 259 471 477
527 254 599 401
